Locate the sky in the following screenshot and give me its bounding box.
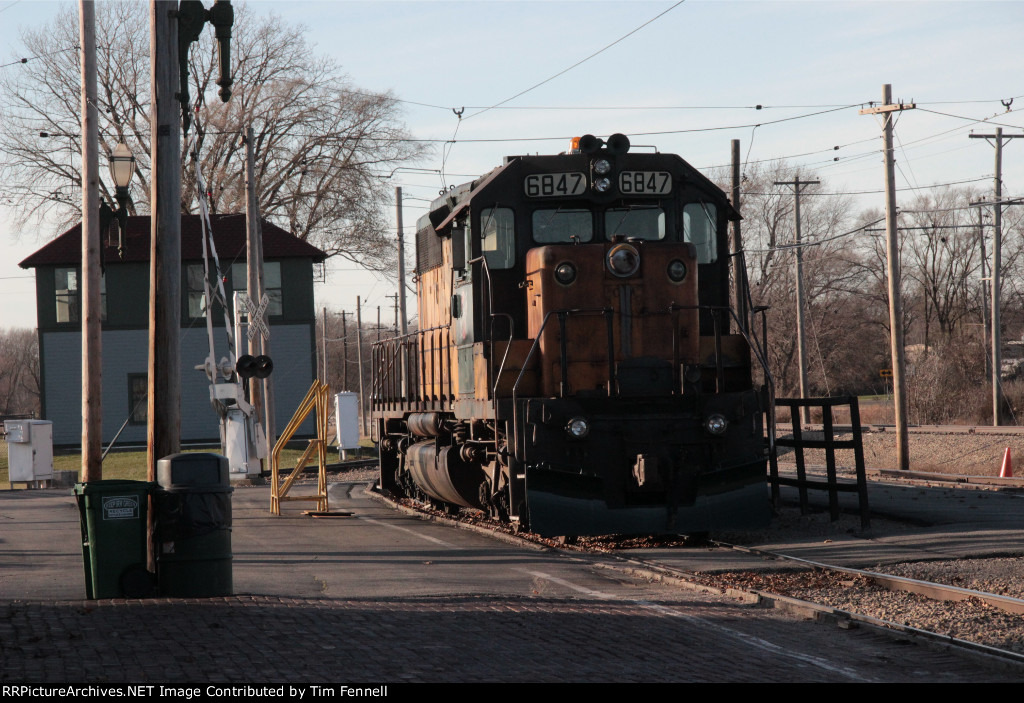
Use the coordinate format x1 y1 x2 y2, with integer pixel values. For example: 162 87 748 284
1 0 1022 331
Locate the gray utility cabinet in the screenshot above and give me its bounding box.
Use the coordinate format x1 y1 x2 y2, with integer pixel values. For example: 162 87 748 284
4 420 54 486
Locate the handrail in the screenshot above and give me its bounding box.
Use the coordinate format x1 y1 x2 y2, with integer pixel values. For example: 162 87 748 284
668 302 776 454
511 307 614 463
371 324 454 411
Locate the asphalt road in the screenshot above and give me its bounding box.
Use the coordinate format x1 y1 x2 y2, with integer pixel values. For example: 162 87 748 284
0 480 1020 683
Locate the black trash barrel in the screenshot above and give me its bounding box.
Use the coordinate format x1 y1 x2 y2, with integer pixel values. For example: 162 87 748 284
155 453 233 597
73 480 156 599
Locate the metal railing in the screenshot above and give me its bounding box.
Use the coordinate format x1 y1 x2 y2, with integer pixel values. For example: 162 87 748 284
371 325 454 413
769 396 870 529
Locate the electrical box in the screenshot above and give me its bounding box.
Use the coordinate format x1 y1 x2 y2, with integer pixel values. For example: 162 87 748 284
4 420 54 486
221 408 262 478
334 392 359 450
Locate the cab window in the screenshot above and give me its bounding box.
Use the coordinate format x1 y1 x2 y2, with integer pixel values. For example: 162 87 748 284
605 206 665 241
532 208 593 243
480 207 516 269
683 203 717 264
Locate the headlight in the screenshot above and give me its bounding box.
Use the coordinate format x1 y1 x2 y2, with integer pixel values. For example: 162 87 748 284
593 177 612 193
607 243 640 277
554 261 577 285
667 259 687 283
592 158 611 175
566 417 590 439
705 413 728 435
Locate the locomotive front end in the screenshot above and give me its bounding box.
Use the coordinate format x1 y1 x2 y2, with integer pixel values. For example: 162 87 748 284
372 133 772 538
519 215 768 536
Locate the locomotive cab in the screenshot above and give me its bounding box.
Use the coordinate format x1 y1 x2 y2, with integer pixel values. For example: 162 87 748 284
372 134 771 537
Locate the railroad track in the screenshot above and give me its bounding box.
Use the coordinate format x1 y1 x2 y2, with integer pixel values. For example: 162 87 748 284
372 485 1024 668
602 543 1024 667
802 423 1024 435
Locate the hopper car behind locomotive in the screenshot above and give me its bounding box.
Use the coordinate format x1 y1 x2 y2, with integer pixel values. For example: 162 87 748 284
372 134 772 537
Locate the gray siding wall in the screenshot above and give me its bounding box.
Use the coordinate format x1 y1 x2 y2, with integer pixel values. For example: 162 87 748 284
42 324 315 447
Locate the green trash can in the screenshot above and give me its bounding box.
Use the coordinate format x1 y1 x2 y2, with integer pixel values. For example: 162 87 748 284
73 480 156 599
155 453 233 597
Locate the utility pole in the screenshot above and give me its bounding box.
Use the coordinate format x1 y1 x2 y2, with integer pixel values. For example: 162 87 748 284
147 0 182 478
969 128 1023 426
341 311 349 391
860 84 914 471
244 126 268 451
730 139 747 332
80 0 102 482
396 187 408 336
773 175 819 424
355 297 365 437
388 294 399 333
978 202 990 378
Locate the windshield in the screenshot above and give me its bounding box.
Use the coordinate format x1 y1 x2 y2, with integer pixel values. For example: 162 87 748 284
604 206 665 241
532 208 593 243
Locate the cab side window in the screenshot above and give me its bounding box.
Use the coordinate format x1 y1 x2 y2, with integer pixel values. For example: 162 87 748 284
683 203 718 264
480 207 516 269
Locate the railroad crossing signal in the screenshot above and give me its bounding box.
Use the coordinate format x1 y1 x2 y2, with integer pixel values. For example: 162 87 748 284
244 293 270 340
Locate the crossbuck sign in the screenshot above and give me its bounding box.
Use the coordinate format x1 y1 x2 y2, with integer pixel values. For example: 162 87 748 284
244 293 270 340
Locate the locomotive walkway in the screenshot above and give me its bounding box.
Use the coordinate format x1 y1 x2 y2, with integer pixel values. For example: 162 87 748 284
0 477 1021 684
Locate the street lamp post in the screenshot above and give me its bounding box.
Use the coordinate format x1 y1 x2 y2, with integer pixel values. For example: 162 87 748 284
105 141 136 259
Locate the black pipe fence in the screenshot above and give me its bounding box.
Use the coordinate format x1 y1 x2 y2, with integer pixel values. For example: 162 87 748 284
769 396 870 529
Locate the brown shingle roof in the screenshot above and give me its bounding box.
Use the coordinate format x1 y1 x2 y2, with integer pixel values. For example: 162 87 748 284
19 214 327 268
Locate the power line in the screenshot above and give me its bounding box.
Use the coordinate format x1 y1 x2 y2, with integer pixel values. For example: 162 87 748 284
0 45 79 70
741 176 993 197
463 0 687 122
918 107 1024 130
745 216 887 253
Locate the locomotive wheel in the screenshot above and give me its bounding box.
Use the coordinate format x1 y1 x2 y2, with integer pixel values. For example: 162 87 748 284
514 500 529 533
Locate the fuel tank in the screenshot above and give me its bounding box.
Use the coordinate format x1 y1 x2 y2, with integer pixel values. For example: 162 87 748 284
405 440 484 509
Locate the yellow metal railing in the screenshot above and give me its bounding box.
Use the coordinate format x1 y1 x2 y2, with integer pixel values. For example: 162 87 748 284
270 380 330 515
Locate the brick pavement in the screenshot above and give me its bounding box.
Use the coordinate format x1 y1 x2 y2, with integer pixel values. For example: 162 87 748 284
2 592 1019 683
1 481 1022 683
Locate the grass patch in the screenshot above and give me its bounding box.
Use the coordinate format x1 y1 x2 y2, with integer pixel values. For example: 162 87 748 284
0 439 338 489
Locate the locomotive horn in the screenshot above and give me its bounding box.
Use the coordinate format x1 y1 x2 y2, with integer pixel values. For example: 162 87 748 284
254 355 274 379
606 133 631 155
578 134 604 154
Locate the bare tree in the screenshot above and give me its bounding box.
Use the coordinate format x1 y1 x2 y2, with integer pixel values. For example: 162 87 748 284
900 188 985 348
718 160 874 397
0 1 426 271
0 329 40 417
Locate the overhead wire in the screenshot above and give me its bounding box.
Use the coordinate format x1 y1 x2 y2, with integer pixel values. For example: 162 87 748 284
0 45 78 70
461 0 687 122
745 216 887 253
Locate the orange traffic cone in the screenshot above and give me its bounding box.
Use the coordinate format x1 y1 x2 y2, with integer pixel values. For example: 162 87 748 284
1000 447 1013 478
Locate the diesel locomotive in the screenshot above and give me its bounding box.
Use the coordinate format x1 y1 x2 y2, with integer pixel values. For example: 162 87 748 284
371 133 772 537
